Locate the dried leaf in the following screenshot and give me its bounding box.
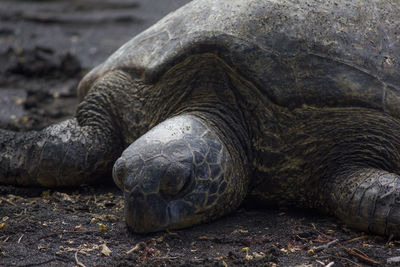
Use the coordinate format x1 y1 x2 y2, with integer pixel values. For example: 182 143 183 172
73 225 85 232
198 235 213 240
253 252 266 259
98 223 106 231
38 244 47 251
100 244 112 256
53 192 74 202
91 214 118 222
155 236 164 243
41 190 51 198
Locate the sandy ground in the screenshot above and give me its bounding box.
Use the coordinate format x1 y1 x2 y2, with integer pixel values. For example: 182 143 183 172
1 1 400 266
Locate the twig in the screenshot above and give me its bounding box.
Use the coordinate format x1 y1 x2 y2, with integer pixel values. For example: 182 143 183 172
17 234 24 243
295 234 308 241
0 197 16 206
335 239 380 265
313 239 339 253
152 256 179 261
331 255 362 267
346 235 368 242
126 242 146 254
17 258 59 267
307 223 336 241
74 251 86 267
346 248 380 265
165 229 179 237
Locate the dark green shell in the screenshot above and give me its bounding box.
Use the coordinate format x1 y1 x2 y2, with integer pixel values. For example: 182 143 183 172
79 0 399 115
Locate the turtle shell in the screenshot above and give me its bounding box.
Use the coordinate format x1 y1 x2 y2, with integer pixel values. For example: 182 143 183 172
78 0 400 116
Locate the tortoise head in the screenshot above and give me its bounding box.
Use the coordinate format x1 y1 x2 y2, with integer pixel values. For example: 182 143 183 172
113 114 248 233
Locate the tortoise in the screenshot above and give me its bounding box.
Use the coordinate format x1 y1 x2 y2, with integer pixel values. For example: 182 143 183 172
1 0 400 236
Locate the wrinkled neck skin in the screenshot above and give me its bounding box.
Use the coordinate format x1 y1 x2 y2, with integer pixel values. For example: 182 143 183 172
113 54 253 153
111 54 254 232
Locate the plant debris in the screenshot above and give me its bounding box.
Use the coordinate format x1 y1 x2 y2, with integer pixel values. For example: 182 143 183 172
1 0 400 266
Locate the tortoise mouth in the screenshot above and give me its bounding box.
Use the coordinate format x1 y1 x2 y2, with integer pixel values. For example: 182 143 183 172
121 154 197 233
124 188 197 233
124 188 168 233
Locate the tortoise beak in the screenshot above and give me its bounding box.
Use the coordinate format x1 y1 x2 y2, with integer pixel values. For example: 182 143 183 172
124 187 169 233
117 153 195 233
124 187 196 233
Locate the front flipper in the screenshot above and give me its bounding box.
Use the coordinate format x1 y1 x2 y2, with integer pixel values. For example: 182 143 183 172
0 118 121 186
327 167 400 236
0 70 132 187
113 114 249 233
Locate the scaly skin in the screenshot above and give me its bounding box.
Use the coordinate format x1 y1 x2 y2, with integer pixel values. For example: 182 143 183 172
1 0 400 236
113 115 249 233
330 168 400 237
0 73 125 186
249 107 400 237
0 120 117 186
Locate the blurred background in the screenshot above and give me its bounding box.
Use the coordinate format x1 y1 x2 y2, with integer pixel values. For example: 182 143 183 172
0 0 190 130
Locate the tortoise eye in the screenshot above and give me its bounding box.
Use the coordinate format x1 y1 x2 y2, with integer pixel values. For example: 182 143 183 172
160 161 194 200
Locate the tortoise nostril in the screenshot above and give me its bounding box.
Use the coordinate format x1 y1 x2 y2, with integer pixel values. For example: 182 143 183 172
112 157 126 190
160 162 193 199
